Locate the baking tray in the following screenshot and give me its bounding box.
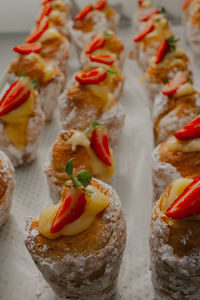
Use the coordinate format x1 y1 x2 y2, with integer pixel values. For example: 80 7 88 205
0 24 193 300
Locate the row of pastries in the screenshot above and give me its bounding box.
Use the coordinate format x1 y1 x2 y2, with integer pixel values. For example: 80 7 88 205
0 1 128 299
133 1 200 299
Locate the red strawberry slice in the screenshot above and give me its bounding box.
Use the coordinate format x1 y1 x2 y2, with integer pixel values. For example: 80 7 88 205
166 176 200 219
74 4 93 21
138 0 142 6
51 188 87 233
162 72 188 96
133 23 155 42
155 39 169 64
37 4 52 24
89 54 115 65
75 68 107 85
42 0 53 5
85 33 106 54
140 9 160 22
13 43 42 55
91 127 112 166
182 0 193 9
0 78 31 116
94 0 107 10
26 17 49 43
174 116 200 140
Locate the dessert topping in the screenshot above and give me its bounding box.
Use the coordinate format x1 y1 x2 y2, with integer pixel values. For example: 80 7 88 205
0 78 31 116
37 3 52 24
139 8 160 21
174 116 200 140
26 17 49 43
89 54 115 65
155 35 179 64
13 43 42 55
90 121 112 166
167 176 200 219
75 68 107 85
85 33 106 54
94 0 107 10
74 4 93 21
162 72 188 96
133 23 155 42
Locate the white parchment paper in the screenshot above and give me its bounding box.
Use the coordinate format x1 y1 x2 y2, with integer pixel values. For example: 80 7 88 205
0 24 192 300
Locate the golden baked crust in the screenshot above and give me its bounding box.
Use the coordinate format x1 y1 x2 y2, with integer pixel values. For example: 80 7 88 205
159 142 200 178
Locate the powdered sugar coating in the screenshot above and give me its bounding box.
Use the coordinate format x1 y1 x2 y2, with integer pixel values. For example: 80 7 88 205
25 179 127 299
150 202 200 299
152 93 169 124
0 151 15 226
152 145 180 202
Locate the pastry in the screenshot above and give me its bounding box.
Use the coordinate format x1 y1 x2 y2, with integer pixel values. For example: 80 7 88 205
44 122 115 202
182 0 200 60
23 16 70 77
133 11 172 71
145 36 193 102
152 115 200 201
133 0 155 31
59 67 126 148
0 77 45 167
37 0 71 37
8 52 64 121
153 72 200 145
25 162 126 300
68 0 120 53
150 175 200 299
80 30 125 70
0 151 15 226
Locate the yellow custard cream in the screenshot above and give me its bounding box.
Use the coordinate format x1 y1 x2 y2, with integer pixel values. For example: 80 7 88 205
0 93 35 150
68 131 115 182
28 53 55 82
174 83 194 98
39 185 110 239
160 178 193 214
166 136 200 152
38 28 61 43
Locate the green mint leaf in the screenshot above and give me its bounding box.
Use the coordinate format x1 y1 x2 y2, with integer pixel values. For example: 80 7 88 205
19 72 27 77
84 120 100 134
85 189 93 195
103 30 113 39
187 77 192 83
71 177 82 189
160 7 166 14
77 171 92 188
64 183 71 188
106 69 117 76
32 78 38 86
116 54 120 60
66 159 74 177
166 36 180 51
197 111 200 116
156 18 161 22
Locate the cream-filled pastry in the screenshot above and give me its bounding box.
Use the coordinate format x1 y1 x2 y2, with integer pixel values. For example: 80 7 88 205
150 176 200 299
0 77 44 167
153 72 200 145
44 122 115 202
133 12 173 70
145 36 193 102
152 115 200 201
0 151 15 226
59 67 126 148
37 0 71 37
25 163 126 300
81 30 125 70
68 0 120 52
8 52 64 121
